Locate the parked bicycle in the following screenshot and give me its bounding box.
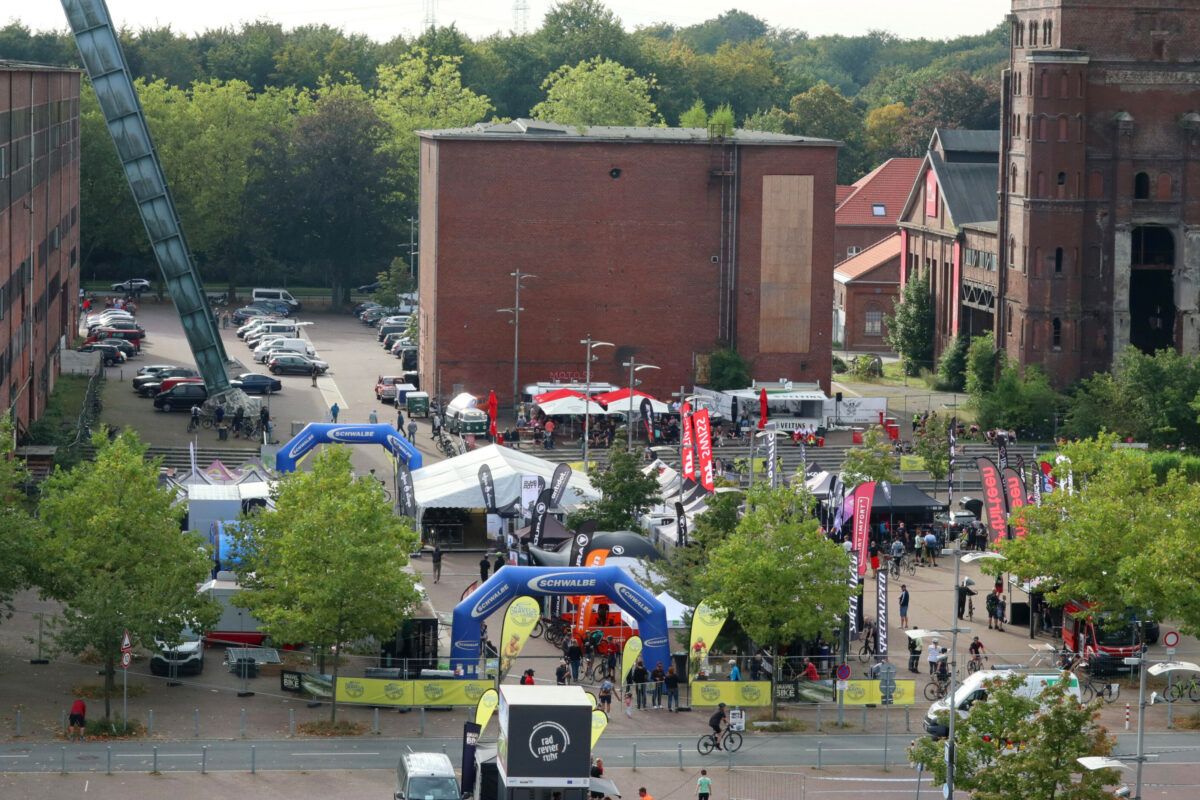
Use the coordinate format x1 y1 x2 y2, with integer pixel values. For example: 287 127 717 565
1165 673 1200 703
1076 665 1121 704
697 726 743 755
890 552 917 578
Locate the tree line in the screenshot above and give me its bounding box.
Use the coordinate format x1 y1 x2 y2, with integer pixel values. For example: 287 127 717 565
7 2 1007 291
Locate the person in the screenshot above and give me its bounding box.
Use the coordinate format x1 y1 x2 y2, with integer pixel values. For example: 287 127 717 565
898 583 910 628
189 404 201 432
589 759 606 800
890 537 905 575
727 658 741 681
707 703 728 749
330 402 340 423
520 669 535 686
599 677 614 711
231 406 245 438
68 697 86 741
397 409 405 431
556 659 570 686
408 420 418 441
632 659 650 710
697 769 712 800
259 404 270 432
935 649 951 689
749 653 764 681
968 636 987 672
368 408 378 424
567 639 583 682
480 555 491 583
996 594 1008 632
494 552 505 575
927 637 940 676
311 363 319 387
664 665 680 712
986 590 1000 630
957 578 977 620
651 662 666 709
431 544 442 584
908 629 922 673
214 406 225 426
623 689 633 719
869 540 880 577
432 413 441 438
924 530 939 567
639 789 654 800
605 637 619 678
802 657 819 681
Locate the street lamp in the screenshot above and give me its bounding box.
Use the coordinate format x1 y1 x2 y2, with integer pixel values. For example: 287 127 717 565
580 336 613 469
621 359 660 451
497 271 535 422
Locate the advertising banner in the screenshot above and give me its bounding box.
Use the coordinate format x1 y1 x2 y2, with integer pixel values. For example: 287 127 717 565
1001 467 1028 540
640 397 654 441
839 680 917 706
998 443 1008 470
478 464 497 512
851 482 876 576
475 688 499 731
674 501 689 548
280 669 332 698
499 698 591 785
764 423 777 488
680 403 696 480
590 709 609 747
499 596 543 679
520 475 542 520
688 681 772 707
899 455 927 471
530 488 554 547
549 462 573 507
848 553 859 638
689 601 728 678
396 461 416 518
334 678 492 707
461 722 481 796
693 408 716 492
620 635 643 686
574 549 610 638
977 457 1008 543
876 568 888 659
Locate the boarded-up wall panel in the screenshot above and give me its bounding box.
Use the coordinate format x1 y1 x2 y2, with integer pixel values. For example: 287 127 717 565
759 175 813 352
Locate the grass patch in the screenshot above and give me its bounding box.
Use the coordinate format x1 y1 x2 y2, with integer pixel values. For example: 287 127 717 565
71 681 150 700
1175 710 1200 730
27 374 90 448
753 718 808 732
298 719 368 737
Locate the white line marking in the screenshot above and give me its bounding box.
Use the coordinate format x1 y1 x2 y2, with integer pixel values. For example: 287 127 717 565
291 752 380 756
804 747 883 752
0 755 28 758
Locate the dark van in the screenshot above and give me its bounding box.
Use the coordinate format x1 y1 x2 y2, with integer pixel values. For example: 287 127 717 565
154 382 208 412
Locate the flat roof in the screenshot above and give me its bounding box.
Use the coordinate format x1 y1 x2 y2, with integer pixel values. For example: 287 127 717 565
418 118 840 147
0 59 82 74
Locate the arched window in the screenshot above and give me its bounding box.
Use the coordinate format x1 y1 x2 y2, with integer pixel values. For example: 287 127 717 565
1038 116 1047 140
1011 164 1018 191
1134 172 1151 199
1045 20 1053 46
1057 171 1066 199
1028 21 1036 46
1041 70 1050 97
1009 236 1017 269
1156 173 1172 201
1060 72 1069 97
1052 318 1062 348
1058 117 1068 140
1055 247 1064 273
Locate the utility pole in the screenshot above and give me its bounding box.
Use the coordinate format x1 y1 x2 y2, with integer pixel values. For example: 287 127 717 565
580 336 613 470
621 358 660 451
498 271 535 422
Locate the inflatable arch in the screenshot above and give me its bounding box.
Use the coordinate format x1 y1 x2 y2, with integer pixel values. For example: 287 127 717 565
450 565 670 676
275 423 423 473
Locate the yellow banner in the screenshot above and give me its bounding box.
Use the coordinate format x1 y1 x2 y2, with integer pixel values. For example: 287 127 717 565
590 709 609 747
689 601 728 678
620 636 643 686
840 680 917 706
585 691 598 710
499 596 542 679
689 681 772 707
900 455 926 471
334 678 494 707
475 688 499 731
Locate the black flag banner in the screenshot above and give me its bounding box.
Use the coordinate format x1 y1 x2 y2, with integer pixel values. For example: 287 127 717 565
531 488 554 547
396 462 416 518
461 722 481 796
477 464 496 512
876 568 888 659
640 397 654 441
674 501 689 548
549 462 573 507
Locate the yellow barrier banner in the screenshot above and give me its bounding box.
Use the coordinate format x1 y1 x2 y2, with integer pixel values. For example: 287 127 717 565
840 680 917 706
499 596 542 679
474 688 499 731
334 678 494 707
689 681 772 707
689 601 728 678
590 709 609 747
900 455 926 471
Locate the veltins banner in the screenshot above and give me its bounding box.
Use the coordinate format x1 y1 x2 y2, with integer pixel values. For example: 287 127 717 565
475 688 499 731
591 709 609 747
499 596 542 679
334 678 493 707
876 568 888 659
976 457 1008 543
693 408 716 492
1001 467 1028 539
689 601 728 678
680 402 696 480
689 681 772 707
620 635 643 686
851 482 876 576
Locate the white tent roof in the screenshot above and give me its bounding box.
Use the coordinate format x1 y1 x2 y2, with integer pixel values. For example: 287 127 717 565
655 591 690 629
537 395 608 416
413 444 598 510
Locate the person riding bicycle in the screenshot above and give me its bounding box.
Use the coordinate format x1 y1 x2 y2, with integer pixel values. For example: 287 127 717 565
189 404 201 431
708 703 728 749
968 636 987 671
890 537 905 574
933 649 951 691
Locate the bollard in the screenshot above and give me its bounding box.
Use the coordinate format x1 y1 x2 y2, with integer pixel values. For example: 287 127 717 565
421 707 425 735
678 742 684 771
107 746 112 775
726 744 732 771
149 709 154 737
60 747 66 775
882 704 890 771
202 746 207 774
195 708 200 738
62 710 67 736
251 745 256 775
905 706 910 732
816 703 822 732
153 746 158 774
374 708 380 735
633 743 638 772
817 741 822 770
241 708 247 737
16 710 20 737
1125 703 1130 730
290 709 295 737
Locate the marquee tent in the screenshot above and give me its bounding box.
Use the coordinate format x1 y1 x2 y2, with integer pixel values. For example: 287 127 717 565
533 388 608 416
412 444 598 513
593 388 671 415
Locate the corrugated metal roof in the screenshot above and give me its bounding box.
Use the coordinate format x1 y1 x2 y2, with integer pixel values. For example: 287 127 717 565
417 118 840 147
934 129 1000 155
930 152 998 226
836 158 923 226
834 233 902 283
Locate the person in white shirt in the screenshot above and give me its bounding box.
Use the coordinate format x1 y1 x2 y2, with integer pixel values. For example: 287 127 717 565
927 638 941 676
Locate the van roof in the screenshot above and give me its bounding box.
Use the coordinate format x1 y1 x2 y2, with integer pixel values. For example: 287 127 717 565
399 752 455 774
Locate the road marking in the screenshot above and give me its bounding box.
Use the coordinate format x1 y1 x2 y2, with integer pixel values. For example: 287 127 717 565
0 755 28 758
115 752 201 758
292 752 380 756
804 747 883 752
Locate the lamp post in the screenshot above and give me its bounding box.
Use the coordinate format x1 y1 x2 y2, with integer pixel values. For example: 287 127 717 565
621 359 660 451
580 336 613 469
498 271 535 422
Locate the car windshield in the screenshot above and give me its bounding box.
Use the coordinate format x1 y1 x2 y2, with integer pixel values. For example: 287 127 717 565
406 777 459 800
1093 620 1137 647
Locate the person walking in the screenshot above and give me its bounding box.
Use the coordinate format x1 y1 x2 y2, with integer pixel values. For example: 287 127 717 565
924 530 939 567
494 552 505 575
311 363 319 387
957 578 977 620
898 583 910 628
567 639 583 682
727 658 741 681
697 769 712 800
189 403 201 432
408 420 418 441
68 697 87 741
598 676 614 711
664 666 680 712
996 594 1008 632
259 404 270 433
368 408 378 425
986 590 1000 630
330 402 340 423
556 659 570 686
479 554 491 583
907 628 921 673
231 406 245 438
651 662 666 709
396 409 405 431
631 659 650 710
927 637 940 676
431 544 442 584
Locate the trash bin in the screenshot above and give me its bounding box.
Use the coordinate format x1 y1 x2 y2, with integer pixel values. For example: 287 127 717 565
291 421 305 436
817 436 824 447
852 430 863 444
217 425 228 441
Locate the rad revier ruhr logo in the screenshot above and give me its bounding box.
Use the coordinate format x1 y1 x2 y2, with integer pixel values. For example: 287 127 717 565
528 720 571 763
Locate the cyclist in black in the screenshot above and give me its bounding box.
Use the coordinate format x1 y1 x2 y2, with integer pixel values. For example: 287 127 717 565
968 636 987 671
708 703 728 749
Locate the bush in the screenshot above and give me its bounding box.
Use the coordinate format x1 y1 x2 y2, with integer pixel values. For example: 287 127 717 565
937 334 969 391
299 719 368 736
832 355 848 374
852 354 883 379
972 363 1062 438
965 333 997 397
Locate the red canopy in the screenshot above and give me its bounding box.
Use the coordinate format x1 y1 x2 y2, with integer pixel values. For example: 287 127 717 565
592 388 669 412
533 388 587 405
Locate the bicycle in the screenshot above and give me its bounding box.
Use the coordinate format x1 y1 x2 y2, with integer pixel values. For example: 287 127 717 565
1165 673 1200 703
924 676 950 701
966 654 986 675
585 659 613 682
857 622 877 663
1077 669 1121 704
544 619 571 648
374 477 393 503
697 727 743 755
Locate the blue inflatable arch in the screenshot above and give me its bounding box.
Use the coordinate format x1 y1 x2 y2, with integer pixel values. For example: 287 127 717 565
275 423 423 473
450 565 670 677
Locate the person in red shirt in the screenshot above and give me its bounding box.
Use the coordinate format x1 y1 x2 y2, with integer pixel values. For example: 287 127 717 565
68 697 86 741
803 658 820 681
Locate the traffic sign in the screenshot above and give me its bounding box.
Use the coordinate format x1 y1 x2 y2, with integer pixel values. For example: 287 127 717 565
121 630 132 652
121 651 132 668
836 680 848 691
836 664 851 681
1164 631 1180 648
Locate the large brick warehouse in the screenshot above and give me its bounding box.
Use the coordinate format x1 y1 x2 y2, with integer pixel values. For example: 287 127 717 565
415 120 839 410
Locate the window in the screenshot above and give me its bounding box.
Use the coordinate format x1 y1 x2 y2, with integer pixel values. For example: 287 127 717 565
865 305 884 337
1039 116 1048 140
1010 164 1018 191
1055 247 1064 273
847 246 861 258
1058 117 1068 141
871 203 886 217
1057 171 1066 199
1009 236 1017 269
1045 20 1053 46
1134 172 1150 199
1052 318 1062 348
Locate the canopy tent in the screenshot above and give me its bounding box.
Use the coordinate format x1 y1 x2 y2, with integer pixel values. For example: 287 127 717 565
533 388 585 404
535 392 609 416
593 388 671 415
514 514 573 545
412 444 598 512
869 483 947 513
655 591 690 629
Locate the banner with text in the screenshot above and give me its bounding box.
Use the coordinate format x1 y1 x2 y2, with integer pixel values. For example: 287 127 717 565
499 596 542 679
334 678 494 707
852 482 876 576
689 601 728 679
688 681 772 707
977 457 1008 544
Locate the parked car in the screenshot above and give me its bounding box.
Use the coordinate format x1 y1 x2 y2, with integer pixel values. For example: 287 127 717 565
230 373 283 394
154 382 208 411
136 364 179 377
150 627 204 676
268 354 328 375
134 367 197 395
77 342 125 365
232 307 274 325
111 278 151 293
353 301 382 316
248 300 291 317
87 310 135 325
382 332 408 349
94 338 137 357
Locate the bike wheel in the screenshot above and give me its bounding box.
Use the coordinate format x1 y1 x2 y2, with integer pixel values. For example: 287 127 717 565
1078 682 1096 704
724 731 743 753
1101 681 1119 704
904 560 916 577
1188 681 1200 702
1165 682 1186 703
924 682 943 701
858 643 871 663
530 619 544 640
697 736 715 756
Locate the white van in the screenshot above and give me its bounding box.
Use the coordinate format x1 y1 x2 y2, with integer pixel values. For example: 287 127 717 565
394 752 459 800
254 337 313 362
245 322 299 346
923 669 1080 738
252 287 301 311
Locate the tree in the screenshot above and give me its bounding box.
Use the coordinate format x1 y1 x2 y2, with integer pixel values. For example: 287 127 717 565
863 101 910 164
965 332 997 397
936 332 969 392
913 412 952 498
895 71 1001 156
839 425 898 485
646 490 742 608
0 412 39 626
742 106 789 133
884 271 934 377
229 446 420 722
999 436 1200 635
695 484 852 718
566 449 662 532
37 430 219 723
679 99 708 127
709 103 736 135
785 81 866 182
707 348 751 390
531 57 661 126
909 675 1118 800
972 363 1061 439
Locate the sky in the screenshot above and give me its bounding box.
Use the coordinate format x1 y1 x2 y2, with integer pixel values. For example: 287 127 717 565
8 1 1011 43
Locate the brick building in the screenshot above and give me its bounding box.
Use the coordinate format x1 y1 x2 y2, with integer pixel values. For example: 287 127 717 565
1 62 82 430
416 120 839 409
834 157 922 264
833 233 900 351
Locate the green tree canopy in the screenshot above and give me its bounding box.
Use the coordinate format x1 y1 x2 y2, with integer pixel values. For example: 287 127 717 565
965 332 997 396
885 271 934 377
972 362 1061 439
567 449 662 532
707 348 752 390
840 425 898 485
679 98 708 127
531 57 661 126
913 412 952 496
936 332 969 392
0 412 39 626
229 446 421 721
37 430 219 721
647 490 742 608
